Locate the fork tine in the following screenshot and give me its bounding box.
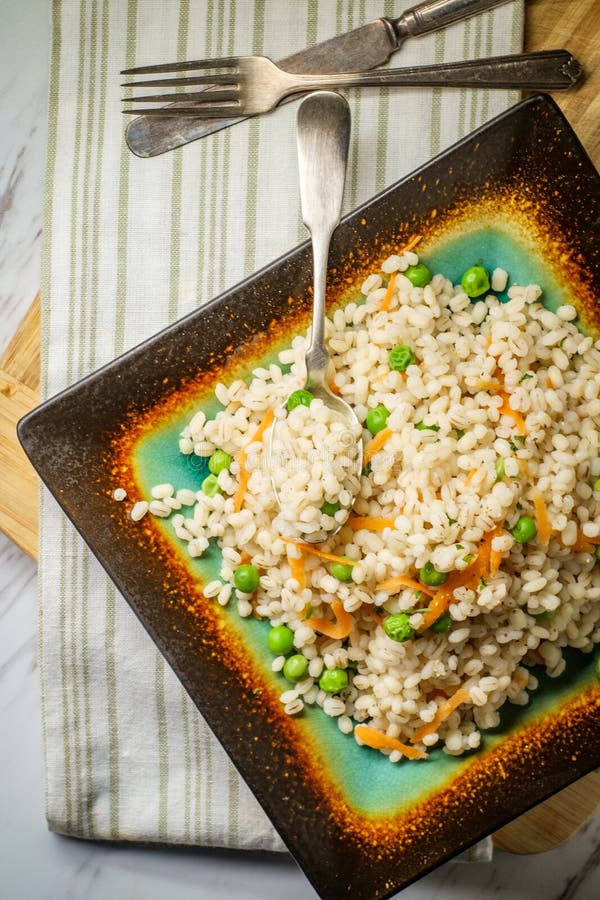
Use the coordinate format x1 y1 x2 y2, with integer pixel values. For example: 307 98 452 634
121 89 240 104
122 106 242 117
122 72 240 88
120 56 240 75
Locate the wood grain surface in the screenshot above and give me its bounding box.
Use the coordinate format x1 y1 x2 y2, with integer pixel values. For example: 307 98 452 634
1 0 599 856
525 0 600 165
0 295 39 557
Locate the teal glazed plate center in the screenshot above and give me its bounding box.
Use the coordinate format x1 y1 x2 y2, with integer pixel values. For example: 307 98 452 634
18 96 600 900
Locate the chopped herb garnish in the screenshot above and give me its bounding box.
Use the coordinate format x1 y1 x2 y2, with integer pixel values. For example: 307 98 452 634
514 435 526 445
509 441 518 452
516 501 523 510
463 553 475 563
456 544 464 550
495 458 505 482
415 421 440 432
447 516 457 525
520 372 533 382
454 428 465 439
480 577 488 588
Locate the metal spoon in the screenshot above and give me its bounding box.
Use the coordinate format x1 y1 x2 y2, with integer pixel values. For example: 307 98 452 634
270 91 363 542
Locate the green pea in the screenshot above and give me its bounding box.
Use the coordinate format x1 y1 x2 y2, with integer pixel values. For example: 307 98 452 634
319 667 349 694
512 515 537 544
233 563 260 593
321 500 341 517
419 561 449 586
287 389 314 411
495 458 505 483
267 625 294 655
201 474 222 496
388 344 416 372
283 654 309 683
415 421 440 432
430 610 453 633
366 405 390 436
383 613 415 643
331 561 354 583
208 449 233 475
533 609 557 623
404 262 431 287
461 265 490 298
593 478 600 492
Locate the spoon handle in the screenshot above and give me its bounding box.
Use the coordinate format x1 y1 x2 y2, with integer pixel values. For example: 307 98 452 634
296 92 351 385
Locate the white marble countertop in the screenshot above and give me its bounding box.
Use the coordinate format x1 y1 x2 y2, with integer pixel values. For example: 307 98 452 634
2 1 600 897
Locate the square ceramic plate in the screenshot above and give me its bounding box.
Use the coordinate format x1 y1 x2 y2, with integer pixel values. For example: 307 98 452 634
19 95 600 900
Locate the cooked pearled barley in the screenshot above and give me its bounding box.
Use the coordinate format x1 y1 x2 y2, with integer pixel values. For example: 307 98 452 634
123 250 600 763
130 500 148 521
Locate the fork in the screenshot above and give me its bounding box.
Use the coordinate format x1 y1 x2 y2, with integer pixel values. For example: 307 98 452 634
121 50 582 118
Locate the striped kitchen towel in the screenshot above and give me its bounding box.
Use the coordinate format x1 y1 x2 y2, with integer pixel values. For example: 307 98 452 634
40 0 523 850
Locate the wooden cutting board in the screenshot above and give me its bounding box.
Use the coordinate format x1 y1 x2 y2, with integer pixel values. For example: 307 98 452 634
0 295 39 557
2 0 600 859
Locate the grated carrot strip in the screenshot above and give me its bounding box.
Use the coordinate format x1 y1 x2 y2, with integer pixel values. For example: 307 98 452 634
363 427 393 464
328 381 341 395
355 724 428 760
513 670 529 688
490 545 503 578
233 407 274 512
348 516 396 532
472 378 500 391
518 458 531 478
498 391 527 436
280 537 357 567
361 604 385 623
464 468 478 486
489 524 507 577
418 527 502 631
232 469 250 514
305 600 353 639
410 687 471 743
378 237 422 313
287 548 306 590
379 272 397 312
482 366 527 436
402 234 422 254
569 529 600 552
376 575 436 597
532 489 552 547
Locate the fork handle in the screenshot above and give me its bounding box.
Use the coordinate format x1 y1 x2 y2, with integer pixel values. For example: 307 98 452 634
287 50 582 93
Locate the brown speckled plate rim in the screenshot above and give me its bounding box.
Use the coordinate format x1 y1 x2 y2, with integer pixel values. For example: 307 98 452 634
19 95 600 900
